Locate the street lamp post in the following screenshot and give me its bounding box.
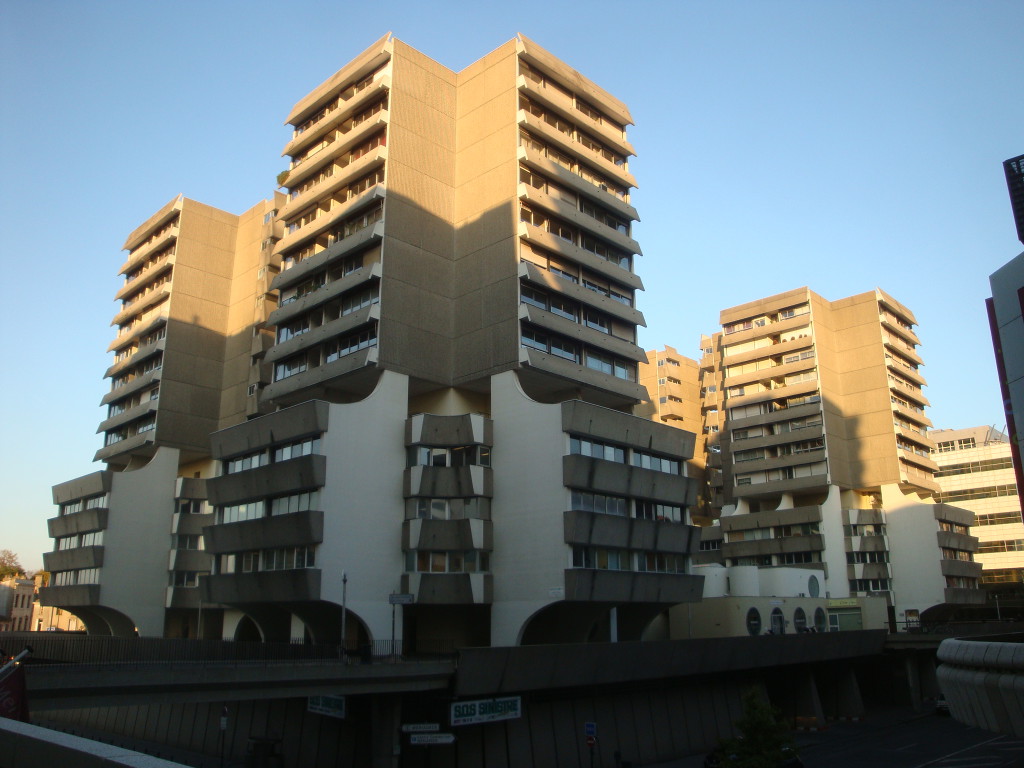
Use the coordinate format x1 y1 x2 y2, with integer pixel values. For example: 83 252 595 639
340 571 348 661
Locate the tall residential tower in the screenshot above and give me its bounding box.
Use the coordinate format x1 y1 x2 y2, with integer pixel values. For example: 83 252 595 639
44 35 703 648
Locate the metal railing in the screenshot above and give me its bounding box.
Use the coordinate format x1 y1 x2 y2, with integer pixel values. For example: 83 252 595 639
0 632 456 666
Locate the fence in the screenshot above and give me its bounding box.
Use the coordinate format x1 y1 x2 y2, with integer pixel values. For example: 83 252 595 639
0 632 456 666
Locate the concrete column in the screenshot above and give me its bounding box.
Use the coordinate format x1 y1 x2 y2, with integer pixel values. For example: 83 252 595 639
371 694 401 768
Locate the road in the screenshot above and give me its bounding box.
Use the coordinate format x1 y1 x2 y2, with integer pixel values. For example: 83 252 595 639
657 707 1024 768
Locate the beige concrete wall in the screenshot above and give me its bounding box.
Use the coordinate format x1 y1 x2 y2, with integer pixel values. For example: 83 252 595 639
452 41 522 386
377 41 457 384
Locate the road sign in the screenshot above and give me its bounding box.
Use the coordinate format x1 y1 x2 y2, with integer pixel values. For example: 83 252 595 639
389 593 415 605
410 733 455 745
308 695 346 719
584 721 597 737
401 723 440 733
586 735 596 747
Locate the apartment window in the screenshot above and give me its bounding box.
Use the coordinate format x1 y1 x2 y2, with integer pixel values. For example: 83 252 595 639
779 552 816 565
173 534 202 550
585 350 636 381
630 450 680 475
935 484 1018 504
572 546 628 571
849 578 891 592
324 326 377 363
277 317 310 343
408 445 491 468
933 456 1013 476
635 500 683 522
274 355 307 381
846 550 889 564
699 539 722 551
571 489 627 516
53 568 100 586
844 523 887 537
407 550 489 573
273 436 321 462
269 491 320 516
977 539 1024 552
570 436 625 464
178 499 205 515
225 450 265 474
217 501 266 525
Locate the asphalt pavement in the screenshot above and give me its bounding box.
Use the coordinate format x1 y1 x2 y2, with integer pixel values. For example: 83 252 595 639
641 706 1024 768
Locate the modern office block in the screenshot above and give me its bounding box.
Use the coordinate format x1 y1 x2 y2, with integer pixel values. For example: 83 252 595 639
1005 154 1024 246
43 35 703 645
932 426 1024 603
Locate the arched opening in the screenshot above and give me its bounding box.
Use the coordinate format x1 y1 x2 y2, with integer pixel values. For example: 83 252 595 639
234 614 263 642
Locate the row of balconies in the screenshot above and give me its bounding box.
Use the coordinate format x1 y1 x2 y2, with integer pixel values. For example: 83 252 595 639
282 67 391 158
274 178 386 258
518 145 637 221
517 70 633 157
118 221 179 278
518 109 636 190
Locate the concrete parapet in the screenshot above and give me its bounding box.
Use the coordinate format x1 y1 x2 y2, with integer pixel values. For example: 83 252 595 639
937 633 1024 738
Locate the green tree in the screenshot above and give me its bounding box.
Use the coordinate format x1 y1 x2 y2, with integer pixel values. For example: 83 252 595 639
0 550 25 579
717 688 798 768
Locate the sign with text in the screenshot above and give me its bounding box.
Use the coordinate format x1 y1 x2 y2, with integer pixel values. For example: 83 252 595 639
308 695 346 719
389 593 415 605
411 733 455 745
401 723 440 733
450 696 522 726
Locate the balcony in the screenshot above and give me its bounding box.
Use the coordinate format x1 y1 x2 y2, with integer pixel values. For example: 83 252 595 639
260 345 379 405
93 430 156 463
110 285 170 328
517 261 643 327
518 145 637 221
517 109 636 189
722 534 824 560
518 345 647 404
115 252 175 302
104 336 166 379
271 227 382 299
517 73 635 158
282 117 388 192
207 455 327 508
719 314 811 346
48 508 108 539
205 510 324 554
720 336 814 367
404 466 491 499
279 152 384 222
518 304 645 363
107 311 168 353
518 221 643 290
562 455 695 506
38 584 100 607
202 569 322 604
265 304 380 365
402 572 492 604
118 223 178 277
721 358 817 390
43 545 104 572
563 510 698 553
273 180 386 257
563 569 703 603
282 70 391 159
96 398 159 435
518 183 641 256
100 368 161 406
879 313 922 347
732 473 830 500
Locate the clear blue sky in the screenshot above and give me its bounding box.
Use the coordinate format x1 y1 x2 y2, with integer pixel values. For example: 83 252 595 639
1 1 1021 571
